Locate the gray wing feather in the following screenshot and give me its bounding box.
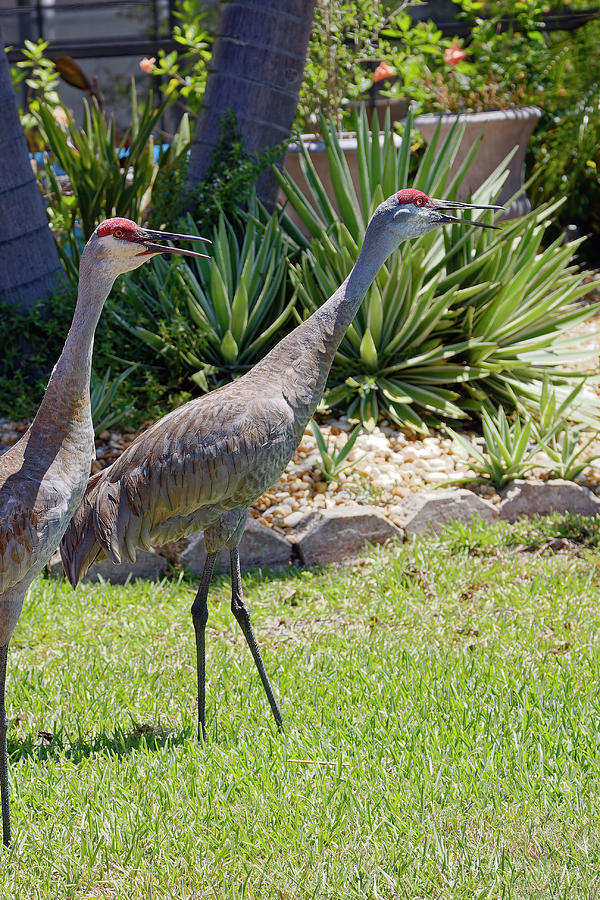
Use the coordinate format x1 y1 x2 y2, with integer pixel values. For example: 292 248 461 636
0 477 72 594
0 495 40 594
61 384 296 583
59 471 106 587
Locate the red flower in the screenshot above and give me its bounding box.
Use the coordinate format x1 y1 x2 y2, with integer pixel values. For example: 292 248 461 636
139 57 155 74
372 61 394 83
444 41 467 66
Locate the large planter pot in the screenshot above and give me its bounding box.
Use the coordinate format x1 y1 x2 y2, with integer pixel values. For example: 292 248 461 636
415 106 542 218
345 97 411 128
284 134 363 206
282 131 403 236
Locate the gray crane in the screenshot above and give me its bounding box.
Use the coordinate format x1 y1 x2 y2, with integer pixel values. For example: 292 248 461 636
61 189 501 745
0 217 209 846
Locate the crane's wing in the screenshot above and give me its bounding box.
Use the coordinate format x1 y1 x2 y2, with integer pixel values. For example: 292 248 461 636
59 471 107 587
61 384 295 583
0 473 71 595
0 491 41 594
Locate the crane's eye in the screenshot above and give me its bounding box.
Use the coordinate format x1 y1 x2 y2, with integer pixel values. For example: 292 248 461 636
113 228 124 238
414 197 424 207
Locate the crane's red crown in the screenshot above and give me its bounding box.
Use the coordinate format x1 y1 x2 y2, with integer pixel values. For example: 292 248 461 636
97 217 139 239
396 189 433 207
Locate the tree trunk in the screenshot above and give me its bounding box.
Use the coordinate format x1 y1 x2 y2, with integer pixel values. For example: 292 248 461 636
0 35 62 310
186 0 316 210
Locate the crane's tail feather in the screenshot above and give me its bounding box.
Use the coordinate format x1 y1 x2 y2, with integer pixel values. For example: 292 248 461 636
60 473 106 586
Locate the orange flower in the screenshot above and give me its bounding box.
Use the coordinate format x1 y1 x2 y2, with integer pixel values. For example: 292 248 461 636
444 41 466 66
139 57 156 74
372 61 394 83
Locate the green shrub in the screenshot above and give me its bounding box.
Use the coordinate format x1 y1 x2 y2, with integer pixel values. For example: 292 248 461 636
152 109 286 230
0 289 74 421
0 288 150 426
147 0 213 116
90 365 138 436
529 20 600 261
9 38 62 152
277 109 600 432
297 0 394 134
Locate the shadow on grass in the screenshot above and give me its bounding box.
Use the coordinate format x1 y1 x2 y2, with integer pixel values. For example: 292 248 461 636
8 722 194 764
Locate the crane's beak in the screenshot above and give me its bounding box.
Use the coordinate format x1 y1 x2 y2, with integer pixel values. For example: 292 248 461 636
136 227 211 258
431 198 504 230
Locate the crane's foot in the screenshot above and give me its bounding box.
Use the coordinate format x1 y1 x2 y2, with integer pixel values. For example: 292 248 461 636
230 548 284 732
191 553 217 744
0 644 11 847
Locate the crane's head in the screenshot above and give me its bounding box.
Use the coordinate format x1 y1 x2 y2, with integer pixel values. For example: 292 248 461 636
387 189 502 239
86 217 210 277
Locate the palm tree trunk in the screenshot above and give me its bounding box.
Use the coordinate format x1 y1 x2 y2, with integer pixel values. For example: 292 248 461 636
186 0 316 210
0 36 62 310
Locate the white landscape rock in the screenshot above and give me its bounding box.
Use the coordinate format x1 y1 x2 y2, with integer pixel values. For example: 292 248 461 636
180 516 292 574
398 488 498 535
499 479 600 523
283 510 304 528
290 503 403 566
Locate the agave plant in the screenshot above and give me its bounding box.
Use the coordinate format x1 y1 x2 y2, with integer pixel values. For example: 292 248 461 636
525 379 600 481
277 108 600 431
36 81 191 283
90 364 138 436
309 419 362 482
446 405 540 489
114 197 298 389
437 205 600 419
538 427 600 481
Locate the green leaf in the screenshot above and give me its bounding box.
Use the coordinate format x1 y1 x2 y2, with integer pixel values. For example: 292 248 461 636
220 330 239 365
334 423 362 466
359 329 379 370
230 279 249 344
210 259 232 334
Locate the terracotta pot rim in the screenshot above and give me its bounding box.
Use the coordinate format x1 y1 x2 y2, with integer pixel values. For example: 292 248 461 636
287 133 403 152
414 105 543 125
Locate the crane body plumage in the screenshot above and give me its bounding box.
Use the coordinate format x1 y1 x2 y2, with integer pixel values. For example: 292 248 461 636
61 190 501 746
0 217 209 847
61 257 368 580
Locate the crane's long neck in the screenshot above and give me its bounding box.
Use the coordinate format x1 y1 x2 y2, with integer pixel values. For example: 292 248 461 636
253 213 400 429
29 251 116 447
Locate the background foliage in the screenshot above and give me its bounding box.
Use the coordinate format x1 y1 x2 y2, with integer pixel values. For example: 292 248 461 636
529 19 600 261
3 1 599 440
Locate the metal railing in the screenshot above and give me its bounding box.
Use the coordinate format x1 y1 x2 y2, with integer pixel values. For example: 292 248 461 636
2 0 181 60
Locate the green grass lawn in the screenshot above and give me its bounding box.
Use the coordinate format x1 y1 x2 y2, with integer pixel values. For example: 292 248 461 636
2 515 600 898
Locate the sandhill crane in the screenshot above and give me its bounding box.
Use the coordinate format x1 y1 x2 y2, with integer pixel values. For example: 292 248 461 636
61 190 501 745
0 218 209 847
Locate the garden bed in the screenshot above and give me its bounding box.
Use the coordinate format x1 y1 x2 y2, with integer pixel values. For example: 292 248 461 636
2 295 600 575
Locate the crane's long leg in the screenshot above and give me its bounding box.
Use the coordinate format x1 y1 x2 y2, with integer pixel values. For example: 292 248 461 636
0 644 10 847
229 547 283 732
191 552 217 743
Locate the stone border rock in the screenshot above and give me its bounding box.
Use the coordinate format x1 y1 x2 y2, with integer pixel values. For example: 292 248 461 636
46 479 600 583
289 503 402 566
498 479 600 522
